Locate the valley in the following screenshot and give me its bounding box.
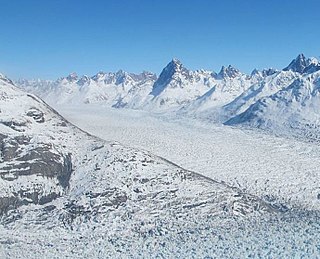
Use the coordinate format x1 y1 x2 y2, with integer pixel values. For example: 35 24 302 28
59 104 320 211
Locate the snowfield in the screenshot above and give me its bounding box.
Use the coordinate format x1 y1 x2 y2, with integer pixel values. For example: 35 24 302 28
59 104 320 211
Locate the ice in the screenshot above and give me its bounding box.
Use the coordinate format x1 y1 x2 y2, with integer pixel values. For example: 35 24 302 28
58 104 320 211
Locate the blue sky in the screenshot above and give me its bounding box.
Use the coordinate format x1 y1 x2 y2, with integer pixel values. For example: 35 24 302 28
0 0 319 79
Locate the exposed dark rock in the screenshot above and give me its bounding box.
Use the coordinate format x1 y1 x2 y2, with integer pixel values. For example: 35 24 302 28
0 134 73 214
26 108 45 123
0 196 27 215
217 65 241 79
1 120 27 132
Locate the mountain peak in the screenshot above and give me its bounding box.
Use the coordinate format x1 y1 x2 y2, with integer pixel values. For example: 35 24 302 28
92 71 108 81
250 68 260 77
166 58 184 72
284 54 320 74
283 53 308 73
218 65 241 79
150 59 189 96
78 75 91 86
158 58 186 80
171 57 182 65
66 72 78 82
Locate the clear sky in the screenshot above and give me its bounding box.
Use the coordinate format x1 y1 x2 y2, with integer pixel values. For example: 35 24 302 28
0 0 319 79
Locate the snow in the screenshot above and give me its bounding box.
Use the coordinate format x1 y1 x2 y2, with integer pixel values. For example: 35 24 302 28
227 70 320 140
4 54 320 257
58 105 320 211
3 77 306 258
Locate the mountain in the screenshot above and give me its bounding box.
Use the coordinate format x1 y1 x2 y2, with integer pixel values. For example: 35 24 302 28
283 53 320 74
17 59 255 112
145 61 256 111
138 59 214 110
216 55 319 123
223 70 298 119
1 74 282 256
225 70 320 140
216 65 242 79
17 70 157 106
15 54 320 140
177 66 267 121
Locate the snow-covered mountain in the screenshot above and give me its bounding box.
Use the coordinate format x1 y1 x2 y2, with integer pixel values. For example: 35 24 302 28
137 59 214 110
225 70 320 138
283 53 320 74
16 54 320 140
224 55 320 139
16 59 259 112
177 66 263 121
17 70 157 107
223 70 298 118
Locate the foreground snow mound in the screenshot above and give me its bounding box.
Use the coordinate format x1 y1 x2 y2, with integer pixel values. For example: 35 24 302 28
225 71 320 140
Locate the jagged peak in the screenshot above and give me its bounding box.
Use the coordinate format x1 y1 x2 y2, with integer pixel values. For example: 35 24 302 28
297 53 306 60
283 53 307 73
284 54 320 74
91 71 108 81
158 59 187 80
263 68 278 77
164 58 184 73
130 71 157 81
77 75 91 86
250 68 278 78
308 57 319 65
171 57 182 65
66 72 78 82
283 53 308 73
218 65 241 79
115 69 127 76
150 59 189 96
250 68 260 77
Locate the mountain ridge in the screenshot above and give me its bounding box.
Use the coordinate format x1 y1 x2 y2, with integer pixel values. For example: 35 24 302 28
15 54 320 139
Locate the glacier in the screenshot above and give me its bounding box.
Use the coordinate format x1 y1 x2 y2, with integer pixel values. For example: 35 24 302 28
1 54 320 257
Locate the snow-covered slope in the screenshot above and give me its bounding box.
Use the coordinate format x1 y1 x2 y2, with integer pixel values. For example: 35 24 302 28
224 55 320 137
143 61 263 112
4 65 320 257
223 70 298 118
177 67 270 122
225 70 320 139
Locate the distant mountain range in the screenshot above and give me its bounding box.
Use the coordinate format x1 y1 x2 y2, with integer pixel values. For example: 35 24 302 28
16 53 320 139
